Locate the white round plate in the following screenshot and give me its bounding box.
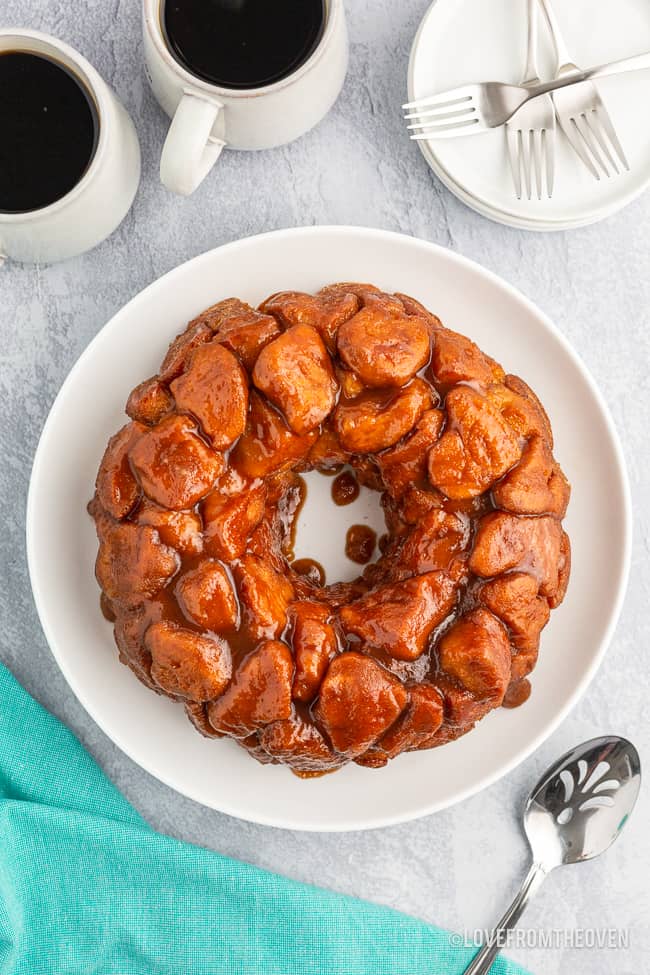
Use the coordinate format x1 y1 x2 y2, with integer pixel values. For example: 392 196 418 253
27 227 631 831
408 0 650 230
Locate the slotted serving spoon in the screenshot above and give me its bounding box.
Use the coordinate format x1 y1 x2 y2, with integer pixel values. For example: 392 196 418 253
462 735 641 975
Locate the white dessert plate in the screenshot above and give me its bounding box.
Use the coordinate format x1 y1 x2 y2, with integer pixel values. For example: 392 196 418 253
408 0 650 230
27 227 631 831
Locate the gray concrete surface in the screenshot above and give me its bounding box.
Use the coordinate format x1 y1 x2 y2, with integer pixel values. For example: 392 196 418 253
1 2 649 972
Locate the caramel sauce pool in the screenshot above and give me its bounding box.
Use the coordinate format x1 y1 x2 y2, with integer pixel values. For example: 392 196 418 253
291 558 326 586
331 469 360 506
345 525 377 565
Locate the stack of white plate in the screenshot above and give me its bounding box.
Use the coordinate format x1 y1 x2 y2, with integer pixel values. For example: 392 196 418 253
408 0 650 230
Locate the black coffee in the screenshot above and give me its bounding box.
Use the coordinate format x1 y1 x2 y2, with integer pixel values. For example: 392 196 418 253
163 0 326 90
0 51 98 214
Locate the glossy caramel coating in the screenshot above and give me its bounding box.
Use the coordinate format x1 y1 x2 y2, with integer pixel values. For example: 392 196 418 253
129 414 224 510
95 421 147 520
126 378 174 427
289 601 339 703
427 386 522 499
334 379 433 453
207 639 294 738
171 342 248 449
345 525 376 565
291 558 326 587
331 469 360 506
339 571 456 662
253 324 338 434
337 302 430 387
314 652 409 758
146 621 232 701
90 283 571 776
176 560 239 631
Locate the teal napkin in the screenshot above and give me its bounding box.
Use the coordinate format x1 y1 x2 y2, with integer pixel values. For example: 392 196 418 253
0 663 529 975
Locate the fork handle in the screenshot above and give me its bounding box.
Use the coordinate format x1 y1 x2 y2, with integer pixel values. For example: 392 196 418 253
536 0 574 73
529 50 650 97
583 50 650 81
461 862 548 975
524 0 539 82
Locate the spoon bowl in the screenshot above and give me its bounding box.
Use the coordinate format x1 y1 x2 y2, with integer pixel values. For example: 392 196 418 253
525 735 641 870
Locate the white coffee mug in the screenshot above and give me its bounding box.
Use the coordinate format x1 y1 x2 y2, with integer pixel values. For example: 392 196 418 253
143 0 348 196
0 29 141 264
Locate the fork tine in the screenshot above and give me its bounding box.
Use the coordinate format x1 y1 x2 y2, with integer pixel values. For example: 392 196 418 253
543 128 554 198
403 96 475 121
409 117 482 139
406 106 477 129
532 129 543 200
583 110 619 175
574 113 611 177
558 116 601 180
506 126 523 200
592 105 630 172
402 88 472 111
407 119 472 131
520 130 533 201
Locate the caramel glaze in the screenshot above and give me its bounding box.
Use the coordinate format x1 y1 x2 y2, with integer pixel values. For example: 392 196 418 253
345 525 377 565
291 558 326 587
279 474 307 563
91 284 570 776
502 678 532 709
331 469 360 506
100 591 116 622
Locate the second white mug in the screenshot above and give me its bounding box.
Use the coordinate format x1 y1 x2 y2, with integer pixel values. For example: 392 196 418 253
143 0 348 196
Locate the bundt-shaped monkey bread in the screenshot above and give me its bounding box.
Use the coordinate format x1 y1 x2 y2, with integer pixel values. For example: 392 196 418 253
90 283 570 777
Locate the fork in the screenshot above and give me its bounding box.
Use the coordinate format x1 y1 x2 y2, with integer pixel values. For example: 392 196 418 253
506 0 556 200
538 0 628 179
403 50 650 141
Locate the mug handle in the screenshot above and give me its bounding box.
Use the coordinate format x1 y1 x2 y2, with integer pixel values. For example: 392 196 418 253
160 88 226 196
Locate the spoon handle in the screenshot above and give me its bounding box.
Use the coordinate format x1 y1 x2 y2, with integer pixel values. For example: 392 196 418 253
461 862 547 975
